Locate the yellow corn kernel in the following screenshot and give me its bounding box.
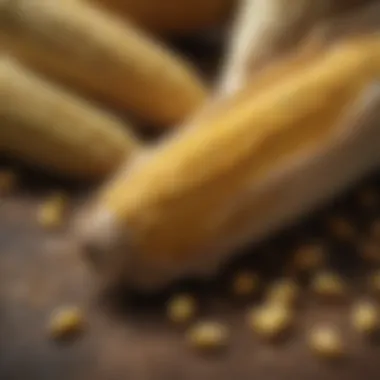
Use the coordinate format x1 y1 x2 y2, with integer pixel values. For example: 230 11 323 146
186 321 229 352
266 279 299 307
0 0 207 127
37 193 68 230
351 300 379 335
311 272 347 301
247 303 293 341
0 57 139 180
308 325 344 360
48 306 85 340
167 294 197 325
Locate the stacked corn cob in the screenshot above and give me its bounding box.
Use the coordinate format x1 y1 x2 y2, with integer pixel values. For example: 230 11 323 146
0 0 210 179
1 0 380 291
90 0 235 35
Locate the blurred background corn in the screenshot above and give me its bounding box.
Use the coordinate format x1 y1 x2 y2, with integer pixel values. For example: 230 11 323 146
0 0 207 127
91 0 235 35
0 56 139 180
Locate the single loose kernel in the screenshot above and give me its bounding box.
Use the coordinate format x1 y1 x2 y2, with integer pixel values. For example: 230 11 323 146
37 193 68 229
231 271 260 298
247 303 293 341
292 244 325 273
0 169 17 196
327 217 356 242
266 279 299 307
48 306 84 340
311 272 347 301
308 325 344 360
186 322 229 352
167 294 197 325
351 300 379 335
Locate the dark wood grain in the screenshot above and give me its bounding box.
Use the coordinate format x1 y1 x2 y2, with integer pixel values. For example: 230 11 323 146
1 165 380 380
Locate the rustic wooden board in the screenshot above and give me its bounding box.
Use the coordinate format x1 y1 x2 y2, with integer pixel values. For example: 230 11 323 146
1 164 380 380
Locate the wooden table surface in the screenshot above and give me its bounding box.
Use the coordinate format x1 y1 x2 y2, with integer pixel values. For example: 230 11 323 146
1 164 380 380
1 34 380 380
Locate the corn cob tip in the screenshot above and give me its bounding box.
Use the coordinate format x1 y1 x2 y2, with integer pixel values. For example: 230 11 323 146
74 203 198 292
74 206 127 282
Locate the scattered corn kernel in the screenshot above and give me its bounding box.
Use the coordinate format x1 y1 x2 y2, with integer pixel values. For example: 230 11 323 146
186 321 229 352
328 217 356 242
266 279 299 307
292 244 325 273
231 271 260 298
0 169 17 196
167 294 197 325
311 272 347 301
351 300 379 335
247 303 293 341
37 193 68 229
48 306 84 340
308 325 344 360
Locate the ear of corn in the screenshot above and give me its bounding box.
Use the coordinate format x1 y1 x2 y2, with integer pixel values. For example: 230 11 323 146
0 56 139 180
217 0 380 98
0 0 207 127
78 35 380 288
217 0 321 97
91 0 234 35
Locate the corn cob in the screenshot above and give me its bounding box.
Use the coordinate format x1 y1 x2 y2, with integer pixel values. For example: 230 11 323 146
0 56 139 180
91 0 235 35
217 0 325 97
0 0 207 127
217 0 379 98
76 34 380 290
